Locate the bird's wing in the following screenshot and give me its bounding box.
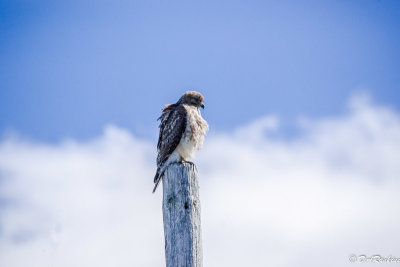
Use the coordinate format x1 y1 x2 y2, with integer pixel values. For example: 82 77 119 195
156 105 187 167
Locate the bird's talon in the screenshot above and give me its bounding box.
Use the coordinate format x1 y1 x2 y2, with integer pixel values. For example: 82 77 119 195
182 160 195 166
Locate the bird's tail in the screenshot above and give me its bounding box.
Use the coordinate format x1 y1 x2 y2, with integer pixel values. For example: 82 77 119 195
152 167 164 193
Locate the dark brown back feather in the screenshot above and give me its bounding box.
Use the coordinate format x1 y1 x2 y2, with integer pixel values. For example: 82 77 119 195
156 104 187 167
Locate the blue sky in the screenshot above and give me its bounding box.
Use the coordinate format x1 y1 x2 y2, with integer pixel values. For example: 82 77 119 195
1 0 400 142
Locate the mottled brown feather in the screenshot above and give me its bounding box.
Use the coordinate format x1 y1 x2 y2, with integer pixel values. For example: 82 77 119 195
156 104 187 167
157 104 177 150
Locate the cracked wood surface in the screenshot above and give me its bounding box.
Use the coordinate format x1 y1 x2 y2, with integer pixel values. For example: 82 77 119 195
162 162 202 267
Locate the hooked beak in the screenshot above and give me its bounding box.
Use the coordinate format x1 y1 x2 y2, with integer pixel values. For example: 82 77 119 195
200 104 205 109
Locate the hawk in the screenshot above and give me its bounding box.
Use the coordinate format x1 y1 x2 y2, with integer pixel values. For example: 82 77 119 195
153 91 209 193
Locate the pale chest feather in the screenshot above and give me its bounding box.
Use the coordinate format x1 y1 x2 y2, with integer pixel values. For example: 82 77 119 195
183 105 208 147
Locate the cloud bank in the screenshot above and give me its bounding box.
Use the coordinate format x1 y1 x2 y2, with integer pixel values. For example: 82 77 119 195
1 95 399 267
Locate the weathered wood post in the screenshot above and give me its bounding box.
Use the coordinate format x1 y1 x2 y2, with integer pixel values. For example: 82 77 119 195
162 162 203 267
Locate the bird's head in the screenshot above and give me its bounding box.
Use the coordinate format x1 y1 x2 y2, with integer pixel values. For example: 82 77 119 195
178 91 205 109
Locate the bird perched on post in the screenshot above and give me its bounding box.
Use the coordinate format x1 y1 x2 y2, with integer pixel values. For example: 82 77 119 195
153 91 208 193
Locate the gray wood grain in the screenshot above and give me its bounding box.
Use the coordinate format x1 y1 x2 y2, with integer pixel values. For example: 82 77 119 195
162 162 203 267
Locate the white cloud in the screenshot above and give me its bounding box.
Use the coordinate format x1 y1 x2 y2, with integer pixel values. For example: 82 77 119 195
1 95 399 267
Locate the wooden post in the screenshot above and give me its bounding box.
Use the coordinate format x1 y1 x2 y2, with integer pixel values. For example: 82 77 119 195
162 162 203 267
